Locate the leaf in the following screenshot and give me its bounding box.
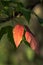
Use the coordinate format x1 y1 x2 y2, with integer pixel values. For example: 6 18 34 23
16 3 31 22
24 25 39 54
0 26 12 40
25 31 39 54
25 32 32 44
30 35 39 54
20 8 31 22
12 24 24 47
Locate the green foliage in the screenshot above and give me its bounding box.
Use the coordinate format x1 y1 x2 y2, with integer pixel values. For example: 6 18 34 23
0 25 16 49
25 47 35 61
1 0 43 25
7 26 16 49
15 3 31 22
0 26 12 40
0 0 31 23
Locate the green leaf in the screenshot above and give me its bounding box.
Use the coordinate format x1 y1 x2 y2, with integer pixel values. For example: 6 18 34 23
16 4 31 23
20 8 31 22
7 26 16 49
0 26 12 40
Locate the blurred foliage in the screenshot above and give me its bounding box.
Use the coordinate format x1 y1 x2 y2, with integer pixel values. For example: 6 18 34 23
0 26 12 40
0 0 43 24
0 0 43 65
25 47 35 61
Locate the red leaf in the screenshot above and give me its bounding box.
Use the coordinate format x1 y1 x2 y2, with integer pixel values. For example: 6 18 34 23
25 32 32 44
25 31 39 54
13 24 24 47
30 35 39 54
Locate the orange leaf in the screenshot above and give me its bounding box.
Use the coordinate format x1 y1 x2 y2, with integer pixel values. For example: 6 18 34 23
13 24 24 47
